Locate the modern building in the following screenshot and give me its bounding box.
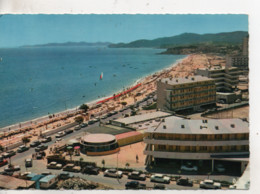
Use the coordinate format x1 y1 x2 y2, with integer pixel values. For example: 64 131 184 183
242 36 249 56
143 117 249 174
80 133 119 156
226 55 249 70
195 66 241 92
157 76 216 112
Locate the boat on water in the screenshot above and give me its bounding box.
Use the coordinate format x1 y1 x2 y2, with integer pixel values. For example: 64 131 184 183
100 72 103 80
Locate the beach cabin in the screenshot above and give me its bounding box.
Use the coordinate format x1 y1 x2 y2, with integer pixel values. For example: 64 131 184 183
39 174 58 189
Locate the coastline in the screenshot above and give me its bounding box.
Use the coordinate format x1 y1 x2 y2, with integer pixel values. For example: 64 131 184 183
0 55 187 132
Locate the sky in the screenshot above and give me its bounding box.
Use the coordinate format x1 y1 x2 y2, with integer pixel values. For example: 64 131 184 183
0 14 248 48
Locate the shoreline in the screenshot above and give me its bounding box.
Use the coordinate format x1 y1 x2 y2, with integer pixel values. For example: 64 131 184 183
0 55 187 132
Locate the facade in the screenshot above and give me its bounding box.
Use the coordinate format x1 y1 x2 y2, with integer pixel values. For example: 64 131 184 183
143 117 249 173
242 36 249 56
195 66 241 92
80 133 119 156
226 55 249 70
216 92 242 104
157 76 216 112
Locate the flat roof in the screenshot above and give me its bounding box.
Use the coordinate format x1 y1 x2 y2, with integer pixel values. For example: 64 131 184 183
81 133 116 143
0 175 35 189
113 111 171 125
115 131 142 140
146 117 249 134
160 76 213 85
39 175 57 183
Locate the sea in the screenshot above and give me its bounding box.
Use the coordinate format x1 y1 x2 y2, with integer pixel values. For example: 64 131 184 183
0 46 186 128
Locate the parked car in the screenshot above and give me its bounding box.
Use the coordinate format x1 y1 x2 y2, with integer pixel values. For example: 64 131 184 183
17 145 30 153
125 181 146 190
3 150 16 158
41 136 52 143
181 163 198 172
25 158 33 168
47 162 63 169
215 164 226 173
0 158 8 167
0 171 13 176
150 174 170 184
176 178 193 187
41 171 52 175
35 144 48 152
101 115 108 119
59 172 74 180
104 169 123 178
88 120 95 125
63 164 75 172
4 165 20 172
55 131 66 138
65 129 73 134
200 179 221 189
55 138 62 143
80 123 88 128
30 140 41 147
74 126 81 131
153 184 166 190
128 171 146 181
81 165 100 175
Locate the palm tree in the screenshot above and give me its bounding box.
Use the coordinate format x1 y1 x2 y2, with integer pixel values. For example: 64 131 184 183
22 136 30 146
125 162 130 169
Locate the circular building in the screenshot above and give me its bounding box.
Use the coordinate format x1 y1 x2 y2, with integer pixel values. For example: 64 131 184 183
80 133 119 156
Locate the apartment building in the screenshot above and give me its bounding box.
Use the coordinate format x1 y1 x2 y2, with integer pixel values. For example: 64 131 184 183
143 117 249 173
226 55 249 70
195 66 240 92
157 76 216 112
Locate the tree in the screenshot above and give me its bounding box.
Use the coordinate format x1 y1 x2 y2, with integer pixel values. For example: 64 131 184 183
79 157 84 167
79 104 89 112
22 136 30 146
74 116 84 124
0 144 3 152
102 159 105 168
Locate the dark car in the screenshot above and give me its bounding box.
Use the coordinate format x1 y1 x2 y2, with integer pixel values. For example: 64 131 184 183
25 158 33 168
3 150 16 158
35 144 48 152
65 129 74 134
30 140 41 147
17 145 30 153
125 181 146 190
177 178 193 187
74 126 81 130
0 171 13 176
0 158 8 167
80 123 88 128
59 172 74 180
82 165 100 175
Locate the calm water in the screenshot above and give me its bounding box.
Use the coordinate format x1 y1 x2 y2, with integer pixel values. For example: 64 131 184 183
0 46 185 127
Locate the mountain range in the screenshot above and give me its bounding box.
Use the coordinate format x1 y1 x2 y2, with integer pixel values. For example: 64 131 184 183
108 31 248 48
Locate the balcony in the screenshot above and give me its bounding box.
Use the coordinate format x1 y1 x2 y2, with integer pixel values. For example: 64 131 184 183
143 138 249 147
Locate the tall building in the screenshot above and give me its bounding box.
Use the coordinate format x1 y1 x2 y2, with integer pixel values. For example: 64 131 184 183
226 55 249 70
157 76 216 112
195 66 240 92
242 36 249 56
143 117 249 173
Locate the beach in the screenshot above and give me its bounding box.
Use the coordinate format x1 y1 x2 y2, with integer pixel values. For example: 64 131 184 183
0 53 226 148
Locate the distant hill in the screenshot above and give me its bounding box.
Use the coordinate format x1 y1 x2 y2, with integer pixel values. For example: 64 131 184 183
109 31 248 48
21 41 112 48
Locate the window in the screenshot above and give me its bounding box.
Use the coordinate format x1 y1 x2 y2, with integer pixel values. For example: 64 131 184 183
158 145 166 150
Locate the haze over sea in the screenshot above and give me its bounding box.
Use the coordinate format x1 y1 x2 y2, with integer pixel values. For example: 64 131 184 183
0 46 185 128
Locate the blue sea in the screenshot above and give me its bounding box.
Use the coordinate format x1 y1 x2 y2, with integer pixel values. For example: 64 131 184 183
0 46 185 128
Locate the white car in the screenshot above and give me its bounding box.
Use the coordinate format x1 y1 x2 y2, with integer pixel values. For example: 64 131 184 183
200 179 221 189
104 169 123 178
150 174 171 184
215 164 225 172
181 163 198 172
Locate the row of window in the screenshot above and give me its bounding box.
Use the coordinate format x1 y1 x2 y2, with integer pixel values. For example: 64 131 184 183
154 144 249 153
150 133 249 141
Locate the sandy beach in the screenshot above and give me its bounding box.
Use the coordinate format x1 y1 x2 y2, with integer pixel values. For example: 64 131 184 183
0 53 226 148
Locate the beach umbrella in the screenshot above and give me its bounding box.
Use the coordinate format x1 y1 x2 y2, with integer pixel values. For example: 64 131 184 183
67 146 73 150
74 146 80 150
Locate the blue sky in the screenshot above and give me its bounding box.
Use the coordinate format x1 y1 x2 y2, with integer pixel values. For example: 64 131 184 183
0 14 248 48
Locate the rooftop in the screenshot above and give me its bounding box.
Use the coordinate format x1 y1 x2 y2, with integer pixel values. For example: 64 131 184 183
146 116 249 135
81 133 116 143
113 111 171 125
197 66 238 71
0 175 35 189
160 76 213 85
39 175 57 183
